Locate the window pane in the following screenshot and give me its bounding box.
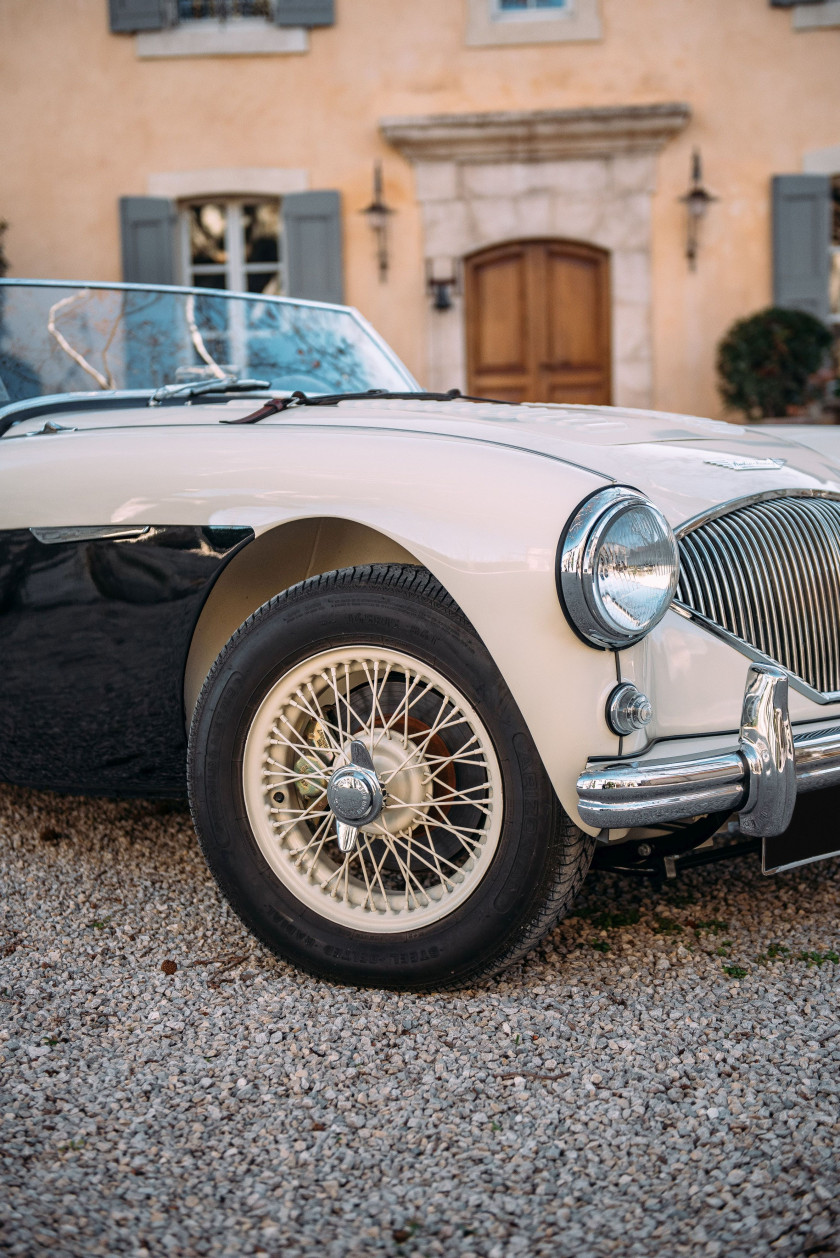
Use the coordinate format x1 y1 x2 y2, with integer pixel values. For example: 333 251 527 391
246 270 280 295
189 204 227 266
243 202 280 265
193 272 228 290
178 1 271 18
498 0 567 8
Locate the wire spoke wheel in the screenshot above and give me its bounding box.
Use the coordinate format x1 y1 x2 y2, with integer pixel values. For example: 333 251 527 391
242 647 504 932
190 565 593 988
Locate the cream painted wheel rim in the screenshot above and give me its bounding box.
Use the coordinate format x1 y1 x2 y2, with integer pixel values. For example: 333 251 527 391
242 647 503 933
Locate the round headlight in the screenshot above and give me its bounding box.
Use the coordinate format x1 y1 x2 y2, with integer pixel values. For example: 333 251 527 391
558 487 679 648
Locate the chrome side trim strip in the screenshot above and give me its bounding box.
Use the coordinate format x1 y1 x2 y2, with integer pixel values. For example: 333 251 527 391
30 525 150 545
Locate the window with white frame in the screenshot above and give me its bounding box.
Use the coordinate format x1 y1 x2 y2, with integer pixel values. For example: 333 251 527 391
177 0 271 18
495 0 570 14
181 199 283 294
467 0 599 46
126 0 331 60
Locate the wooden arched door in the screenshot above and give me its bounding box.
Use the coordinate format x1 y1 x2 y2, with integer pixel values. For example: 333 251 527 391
465 239 611 404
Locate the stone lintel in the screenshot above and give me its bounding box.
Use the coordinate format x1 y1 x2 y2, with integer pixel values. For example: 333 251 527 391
381 103 691 166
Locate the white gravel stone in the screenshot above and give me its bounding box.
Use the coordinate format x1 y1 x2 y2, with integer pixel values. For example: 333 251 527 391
1 783 839 1256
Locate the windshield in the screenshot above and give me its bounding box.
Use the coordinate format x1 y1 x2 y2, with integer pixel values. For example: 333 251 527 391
0 280 417 404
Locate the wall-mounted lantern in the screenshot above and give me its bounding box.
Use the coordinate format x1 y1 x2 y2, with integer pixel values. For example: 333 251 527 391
679 149 718 271
425 257 461 311
361 162 394 283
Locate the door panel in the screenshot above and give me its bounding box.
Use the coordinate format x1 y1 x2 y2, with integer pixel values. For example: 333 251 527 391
466 239 611 405
467 244 532 400
544 249 603 366
473 248 528 372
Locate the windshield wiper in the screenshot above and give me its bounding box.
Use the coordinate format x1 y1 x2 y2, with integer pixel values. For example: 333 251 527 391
149 375 271 407
223 387 507 425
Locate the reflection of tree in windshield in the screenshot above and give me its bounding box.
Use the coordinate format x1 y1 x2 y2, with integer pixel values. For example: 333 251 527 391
0 283 411 404
243 301 381 394
185 295 385 394
48 291 118 389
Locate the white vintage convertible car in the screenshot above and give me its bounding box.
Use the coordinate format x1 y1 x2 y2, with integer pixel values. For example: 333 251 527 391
2 279 839 989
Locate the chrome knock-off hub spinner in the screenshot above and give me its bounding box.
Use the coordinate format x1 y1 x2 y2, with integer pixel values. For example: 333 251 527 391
326 739 384 852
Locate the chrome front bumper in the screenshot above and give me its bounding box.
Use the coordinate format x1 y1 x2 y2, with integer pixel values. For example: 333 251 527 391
577 664 840 835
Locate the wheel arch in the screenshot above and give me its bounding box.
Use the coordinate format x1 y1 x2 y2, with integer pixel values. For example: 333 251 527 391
184 516 423 719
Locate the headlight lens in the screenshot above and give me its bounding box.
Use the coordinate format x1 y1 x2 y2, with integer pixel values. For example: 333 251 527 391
558 487 679 648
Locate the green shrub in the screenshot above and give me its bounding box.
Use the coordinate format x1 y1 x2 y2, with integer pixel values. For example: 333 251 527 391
717 306 832 421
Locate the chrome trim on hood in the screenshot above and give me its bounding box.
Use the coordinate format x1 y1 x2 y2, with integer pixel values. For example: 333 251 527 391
676 488 840 539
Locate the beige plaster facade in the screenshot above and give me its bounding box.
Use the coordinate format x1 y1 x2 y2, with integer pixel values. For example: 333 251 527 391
1 0 839 419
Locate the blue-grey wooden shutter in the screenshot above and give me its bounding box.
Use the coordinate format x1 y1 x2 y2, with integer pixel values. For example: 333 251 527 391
119 197 178 285
283 191 344 304
772 174 831 320
109 0 173 32
274 0 335 27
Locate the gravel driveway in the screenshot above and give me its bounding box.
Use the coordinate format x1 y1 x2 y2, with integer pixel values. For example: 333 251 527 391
1 782 839 1258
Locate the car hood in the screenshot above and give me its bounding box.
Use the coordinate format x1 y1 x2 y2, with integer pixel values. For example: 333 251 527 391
7 394 840 529
277 399 840 527
255 398 840 527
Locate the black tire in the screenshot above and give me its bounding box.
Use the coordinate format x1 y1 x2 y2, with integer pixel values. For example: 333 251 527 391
187 564 593 990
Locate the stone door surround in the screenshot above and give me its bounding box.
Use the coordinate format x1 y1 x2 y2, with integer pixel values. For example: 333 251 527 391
381 103 690 408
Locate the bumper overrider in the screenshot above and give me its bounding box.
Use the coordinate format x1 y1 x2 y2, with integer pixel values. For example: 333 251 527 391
577 664 840 837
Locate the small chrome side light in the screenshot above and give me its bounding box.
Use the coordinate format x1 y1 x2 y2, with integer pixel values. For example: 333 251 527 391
606 683 653 736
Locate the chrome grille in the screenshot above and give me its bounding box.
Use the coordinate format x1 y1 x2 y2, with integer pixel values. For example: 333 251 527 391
676 495 840 695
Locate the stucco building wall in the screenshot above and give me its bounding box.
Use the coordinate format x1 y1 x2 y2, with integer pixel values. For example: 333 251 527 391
0 0 838 419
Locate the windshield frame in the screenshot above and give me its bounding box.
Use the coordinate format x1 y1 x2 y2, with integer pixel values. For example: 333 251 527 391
0 278 420 409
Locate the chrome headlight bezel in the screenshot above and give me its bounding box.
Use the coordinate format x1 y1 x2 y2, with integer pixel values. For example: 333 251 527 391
557 486 680 649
